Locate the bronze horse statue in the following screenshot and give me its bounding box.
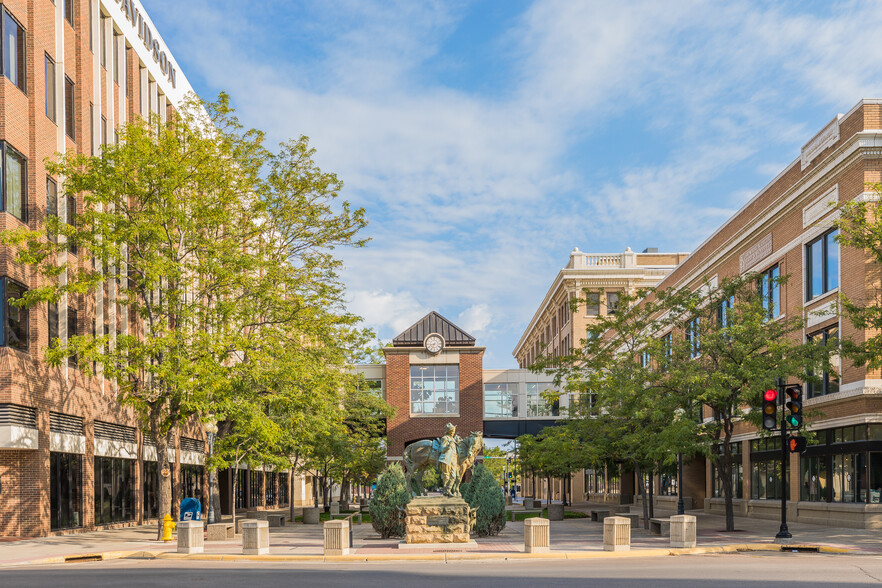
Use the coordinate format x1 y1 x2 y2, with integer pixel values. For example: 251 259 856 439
403 431 483 497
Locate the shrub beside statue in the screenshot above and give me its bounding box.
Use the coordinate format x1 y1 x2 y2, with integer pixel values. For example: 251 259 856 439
370 463 411 538
461 464 506 536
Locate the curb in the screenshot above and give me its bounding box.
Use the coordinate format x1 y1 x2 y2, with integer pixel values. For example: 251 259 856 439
0 542 857 567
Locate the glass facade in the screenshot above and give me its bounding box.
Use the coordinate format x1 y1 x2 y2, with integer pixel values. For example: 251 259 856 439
483 383 518 418
798 425 881 503
526 382 559 417
50 452 82 530
410 365 459 415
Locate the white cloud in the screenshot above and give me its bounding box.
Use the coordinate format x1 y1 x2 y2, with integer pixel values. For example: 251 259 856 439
457 304 492 337
347 289 428 338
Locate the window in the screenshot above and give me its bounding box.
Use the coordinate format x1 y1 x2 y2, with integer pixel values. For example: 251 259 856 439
717 295 735 328
750 439 786 500
661 332 673 362
806 325 839 398
586 292 599 316
526 382 559 417
64 0 74 25
712 442 743 498
758 265 780 320
99 15 108 69
278 473 289 505
606 292 619 315
113 32 120 83
265 471 276 506
142 461 158 519
94 456 134 524
50 452 82 529
46 176 57 217
806 230 839 300
3 278 28 351
2 142 26 222
659 469 678 496
235 469 246 509
484 383 518 418
181 464 204 504
685 317 700 358
249 470 261 507
67 306 77 366
67 196 77 254
89 103 94 155
45 55 57 122
101 115 107 150
640 349 651 369
832 453 865 503
800 455 827 502
48 301 59 346
64 76 75 140
410 365 459 415
2 8 26 93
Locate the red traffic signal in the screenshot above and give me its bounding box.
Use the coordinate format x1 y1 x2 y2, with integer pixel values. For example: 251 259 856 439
788 436 807 453
762 389 777 430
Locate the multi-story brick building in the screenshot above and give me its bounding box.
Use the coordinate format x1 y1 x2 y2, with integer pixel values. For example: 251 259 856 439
0 0 299 539
512 247 689 369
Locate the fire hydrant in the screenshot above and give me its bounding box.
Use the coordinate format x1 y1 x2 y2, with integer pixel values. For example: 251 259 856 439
161 513 176 542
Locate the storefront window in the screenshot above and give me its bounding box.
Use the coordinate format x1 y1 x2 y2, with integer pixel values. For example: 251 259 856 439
235 469 247 509
278 473 289 505
800 455 827 502
142 461 158 519
50 452 82 530
265 472 276 506
249 469 261 507
712 442 743 499
94 456 134 524
832 453 865 503
181 464 204 505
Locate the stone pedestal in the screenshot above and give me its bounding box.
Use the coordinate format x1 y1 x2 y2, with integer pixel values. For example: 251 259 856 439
242 520 270 555
505 495 513 506
177 520 204 554
603 516 630 552
330 502 340 515
524 517 550 553
302 507 321 524
404 496 472 544
206 522 234 541
670 514 697 548
547 503 564 521
323 519 350 556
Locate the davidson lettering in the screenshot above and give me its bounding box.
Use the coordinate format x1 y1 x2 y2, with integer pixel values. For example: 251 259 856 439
116 0 177 88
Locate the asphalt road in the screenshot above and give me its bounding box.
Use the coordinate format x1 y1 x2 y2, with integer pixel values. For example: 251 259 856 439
4 553 882 587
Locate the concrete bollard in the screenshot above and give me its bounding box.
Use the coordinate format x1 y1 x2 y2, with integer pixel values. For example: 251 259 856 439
206 522 234 541
603 516 630 552
670 514 697 548
323 519 350 556
177 520 204 554
523 517 550 553
242 519 270 555
505 495 513 506
330 502 340 515
303 506 321 524
547 503 564 521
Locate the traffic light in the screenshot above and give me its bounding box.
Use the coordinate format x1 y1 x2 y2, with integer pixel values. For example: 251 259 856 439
785 384 803 428
762 389 778 430
788 436 808 453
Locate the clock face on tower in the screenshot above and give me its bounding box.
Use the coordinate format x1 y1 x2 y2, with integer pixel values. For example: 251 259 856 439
425 334 444 354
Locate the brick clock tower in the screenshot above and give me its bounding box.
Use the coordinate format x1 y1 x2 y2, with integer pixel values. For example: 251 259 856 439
384 312 484 459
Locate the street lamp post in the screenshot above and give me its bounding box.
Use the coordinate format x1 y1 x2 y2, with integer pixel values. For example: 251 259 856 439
205 419 219 524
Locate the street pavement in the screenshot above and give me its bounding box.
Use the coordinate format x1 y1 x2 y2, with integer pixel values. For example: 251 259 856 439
3 553 882 587
1 503 880 568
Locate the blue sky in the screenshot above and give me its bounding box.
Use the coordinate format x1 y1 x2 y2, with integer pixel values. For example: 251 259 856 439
147 0 882 368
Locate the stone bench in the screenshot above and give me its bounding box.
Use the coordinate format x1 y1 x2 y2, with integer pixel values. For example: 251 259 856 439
510 509 543 522
206 522 234 541
590 509 611 522
267 514 286 527
650 517 671 536
618 513 640 527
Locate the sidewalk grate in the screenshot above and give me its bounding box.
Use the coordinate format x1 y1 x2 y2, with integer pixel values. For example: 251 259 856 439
781 546 820 553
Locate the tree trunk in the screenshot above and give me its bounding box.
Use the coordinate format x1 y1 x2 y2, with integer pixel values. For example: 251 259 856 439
648 471 655 520
340 474 349 506
151 410 173 540
231 462 239 531
636 462 649 530
722 433 735 532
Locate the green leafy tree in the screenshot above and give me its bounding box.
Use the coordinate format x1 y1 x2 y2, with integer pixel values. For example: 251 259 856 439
3 93 369 535
661 274 834 532
370 463 410 538
461 464 506 536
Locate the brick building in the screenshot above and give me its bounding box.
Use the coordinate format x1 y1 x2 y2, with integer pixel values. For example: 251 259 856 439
0 0 298 539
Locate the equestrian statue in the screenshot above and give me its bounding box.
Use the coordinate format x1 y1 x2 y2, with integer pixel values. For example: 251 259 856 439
402 424 483 498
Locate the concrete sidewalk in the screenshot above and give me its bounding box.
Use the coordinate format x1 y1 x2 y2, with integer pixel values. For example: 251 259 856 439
0 508 878 567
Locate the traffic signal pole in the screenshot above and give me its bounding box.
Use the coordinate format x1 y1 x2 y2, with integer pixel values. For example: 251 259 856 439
775 379 792 541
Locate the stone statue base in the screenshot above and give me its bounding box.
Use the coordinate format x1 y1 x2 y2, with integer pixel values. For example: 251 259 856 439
404 496 472 544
